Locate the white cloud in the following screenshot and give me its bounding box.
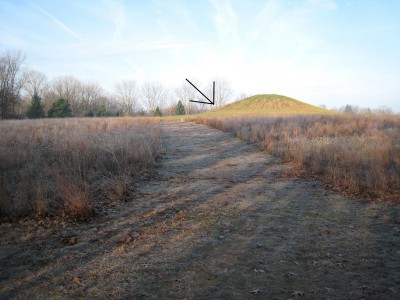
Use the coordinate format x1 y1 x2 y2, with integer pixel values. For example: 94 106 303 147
209 0 238 45
102 0 127 39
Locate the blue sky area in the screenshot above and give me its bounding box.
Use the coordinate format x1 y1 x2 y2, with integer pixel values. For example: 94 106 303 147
1 0 399 111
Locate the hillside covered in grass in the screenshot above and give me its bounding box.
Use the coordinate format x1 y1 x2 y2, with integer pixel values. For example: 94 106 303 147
205 94 332 116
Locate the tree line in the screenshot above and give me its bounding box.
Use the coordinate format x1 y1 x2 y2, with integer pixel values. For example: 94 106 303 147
0 49 233 119
338 104 393 115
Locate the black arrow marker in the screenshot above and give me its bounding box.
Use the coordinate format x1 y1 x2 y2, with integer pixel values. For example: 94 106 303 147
186 78 215 105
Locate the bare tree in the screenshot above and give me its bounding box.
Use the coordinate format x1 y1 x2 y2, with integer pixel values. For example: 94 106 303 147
375 106 393 115
207 77 233 108
23 69 48 98
50 76 81 115
0 50 26 118
52 76 81 101
115 80 138 116
140 81 166 113
175 80 202 115
79 81 104 113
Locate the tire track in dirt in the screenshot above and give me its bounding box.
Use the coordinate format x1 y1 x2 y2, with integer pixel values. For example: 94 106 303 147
1 121 399 299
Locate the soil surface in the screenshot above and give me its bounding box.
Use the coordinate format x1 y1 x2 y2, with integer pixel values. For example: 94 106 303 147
1 121 400 299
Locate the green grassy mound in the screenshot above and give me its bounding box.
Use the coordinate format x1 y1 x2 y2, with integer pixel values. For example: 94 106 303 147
204 94 332 116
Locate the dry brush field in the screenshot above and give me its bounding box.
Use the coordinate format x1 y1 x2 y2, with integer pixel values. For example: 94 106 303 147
0 117 162 221
191 114 400 202
0 119 400 299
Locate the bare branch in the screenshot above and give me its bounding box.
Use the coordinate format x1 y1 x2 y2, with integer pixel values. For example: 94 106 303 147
23 69 48 98
0 49 26 118
140 81 166 113
115 80 138 116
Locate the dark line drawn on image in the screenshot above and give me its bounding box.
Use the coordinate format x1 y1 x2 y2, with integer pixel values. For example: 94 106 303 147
186 78 215 105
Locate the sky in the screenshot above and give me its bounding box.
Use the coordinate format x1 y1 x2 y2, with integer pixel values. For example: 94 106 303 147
0 0 399 111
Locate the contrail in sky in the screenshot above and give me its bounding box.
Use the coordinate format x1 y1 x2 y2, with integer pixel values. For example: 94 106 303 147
29 1 84 42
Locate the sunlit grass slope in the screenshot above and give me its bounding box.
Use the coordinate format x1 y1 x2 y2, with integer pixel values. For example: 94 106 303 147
204 94 333 116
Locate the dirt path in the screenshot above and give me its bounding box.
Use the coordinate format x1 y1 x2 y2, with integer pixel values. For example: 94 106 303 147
1 121 400 299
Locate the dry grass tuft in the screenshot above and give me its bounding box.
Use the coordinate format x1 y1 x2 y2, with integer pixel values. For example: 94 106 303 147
0 117 162 220
59 178 94 221
190 114 400 202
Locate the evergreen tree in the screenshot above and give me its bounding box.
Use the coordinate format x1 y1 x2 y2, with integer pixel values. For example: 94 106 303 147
84 109 94 117
96 105 111 117
344 104 354 114
48 98 72 118
152 106 162 117
136 109 147 116
26 93 45 119
175 100 185 115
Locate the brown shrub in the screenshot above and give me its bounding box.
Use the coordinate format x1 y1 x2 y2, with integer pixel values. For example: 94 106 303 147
59 178 94 221
0 117 162 220
190 114 400 202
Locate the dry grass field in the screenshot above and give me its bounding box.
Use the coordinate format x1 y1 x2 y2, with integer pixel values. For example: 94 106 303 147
190 114 400 202
0 117 162 221
1 94 399 298
1 121 399 299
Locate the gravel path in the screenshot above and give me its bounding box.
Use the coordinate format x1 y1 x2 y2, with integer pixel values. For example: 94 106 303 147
1 121 399 299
